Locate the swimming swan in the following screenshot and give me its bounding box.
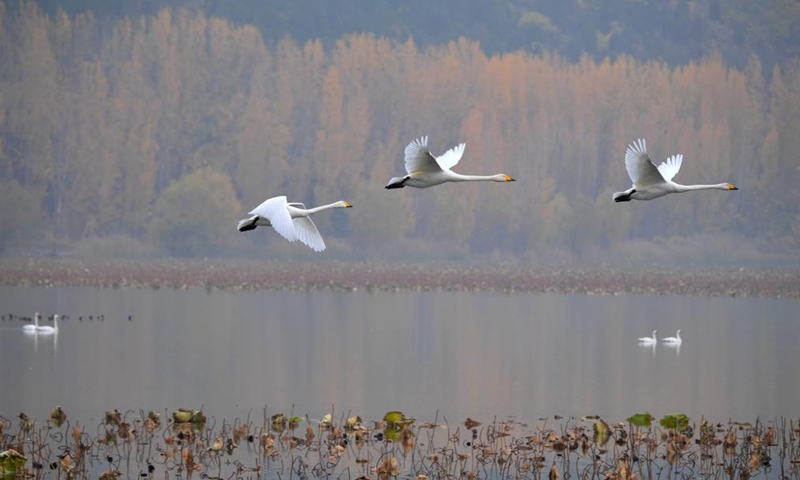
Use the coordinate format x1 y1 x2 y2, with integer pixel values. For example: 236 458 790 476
638 330 657 344
661 329 682 344
238 196 352 252
23 312 41 333
385 136 515 189
37 314 59 334
613 139 738 202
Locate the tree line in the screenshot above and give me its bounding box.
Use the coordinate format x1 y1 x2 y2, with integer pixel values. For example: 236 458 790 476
0 2 798 262
29 0 800 71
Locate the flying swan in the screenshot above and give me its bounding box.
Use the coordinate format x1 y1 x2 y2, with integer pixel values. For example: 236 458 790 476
385 136 515 189
613 139 738 202
661 329 682 345
638 330 657 344
237 196 352 252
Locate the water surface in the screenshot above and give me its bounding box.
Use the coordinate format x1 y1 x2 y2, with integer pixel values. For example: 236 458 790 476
0 286 797 424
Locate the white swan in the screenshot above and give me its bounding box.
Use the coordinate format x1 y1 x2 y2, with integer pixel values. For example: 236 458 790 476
23 312 41 333
37 314 59 334
661 329 682 344
385 136 515 189
613 139 738 202
638 330 657 344
238 196 352 252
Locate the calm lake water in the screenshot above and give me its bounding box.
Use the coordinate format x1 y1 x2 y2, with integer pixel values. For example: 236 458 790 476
1 286 798 425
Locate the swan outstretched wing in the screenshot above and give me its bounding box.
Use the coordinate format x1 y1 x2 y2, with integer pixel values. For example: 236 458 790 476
249 196 296 242
625 138 666 186
292 217 326 252
436 142 465 171
657 154 683 182
404 136 442 175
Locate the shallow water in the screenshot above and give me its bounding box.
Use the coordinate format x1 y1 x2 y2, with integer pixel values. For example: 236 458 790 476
0 286 798 424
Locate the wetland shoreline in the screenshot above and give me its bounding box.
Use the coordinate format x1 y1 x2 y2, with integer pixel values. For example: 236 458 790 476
1 258 798 298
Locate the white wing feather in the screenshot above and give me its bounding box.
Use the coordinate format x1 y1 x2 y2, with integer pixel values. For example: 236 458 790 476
435 142 465 171
625 138 666 187
404 136 442 175
657 154 683 182
249 196 297 243
292 216 326 252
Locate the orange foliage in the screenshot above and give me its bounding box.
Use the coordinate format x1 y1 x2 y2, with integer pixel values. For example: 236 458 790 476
1 4 796 258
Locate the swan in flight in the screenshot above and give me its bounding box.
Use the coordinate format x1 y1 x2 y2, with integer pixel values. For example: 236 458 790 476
238 196 352 252
37 314 59 334
613 139 738 202
662 329 682 345
638 330 657 344
23 312 41 333
385 136 515 189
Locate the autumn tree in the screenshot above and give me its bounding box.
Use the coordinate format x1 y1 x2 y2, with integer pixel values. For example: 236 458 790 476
149 168 241 257
1 3 797 262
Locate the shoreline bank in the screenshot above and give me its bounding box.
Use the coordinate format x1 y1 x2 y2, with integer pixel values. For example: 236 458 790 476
1 258 799 298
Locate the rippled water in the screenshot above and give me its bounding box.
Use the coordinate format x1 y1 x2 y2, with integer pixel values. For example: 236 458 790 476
1 286 797 424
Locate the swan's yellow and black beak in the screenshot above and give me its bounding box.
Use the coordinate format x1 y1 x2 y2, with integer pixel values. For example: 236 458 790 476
727 183 738 190
505 175 515 182
344 201 353 208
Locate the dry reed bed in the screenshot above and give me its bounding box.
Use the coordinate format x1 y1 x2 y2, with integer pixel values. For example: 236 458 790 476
0 259 799 298
2 408 799 480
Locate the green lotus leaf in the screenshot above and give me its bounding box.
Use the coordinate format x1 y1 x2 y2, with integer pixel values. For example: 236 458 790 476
660 414 690 431
627 412 653 427
384 411 405 426
384 425 402 442
0 449 27 475
593 418 611 445
172 409 193 423
191 410 206 425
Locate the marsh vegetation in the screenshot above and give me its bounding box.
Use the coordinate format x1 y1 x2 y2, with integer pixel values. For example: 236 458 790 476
3 407 800 480
1 259 799 298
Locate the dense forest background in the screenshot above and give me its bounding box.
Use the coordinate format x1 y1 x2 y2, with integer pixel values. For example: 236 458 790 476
30 0 800 70
0 1 798 264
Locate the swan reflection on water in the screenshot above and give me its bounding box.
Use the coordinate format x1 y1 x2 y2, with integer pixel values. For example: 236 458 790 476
662 339 681 356
639 341 657 357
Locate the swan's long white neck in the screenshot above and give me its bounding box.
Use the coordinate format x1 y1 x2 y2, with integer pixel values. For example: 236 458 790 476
293 202 348 216
449 173 506 182
305 203 341 214
673 183 731 193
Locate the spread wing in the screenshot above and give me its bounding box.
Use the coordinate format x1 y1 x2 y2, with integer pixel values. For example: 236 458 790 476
625 138 666 187
292 217 326 252
435 142 465 171
657 154 683 182
249 196 297 242
404 136 443 175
